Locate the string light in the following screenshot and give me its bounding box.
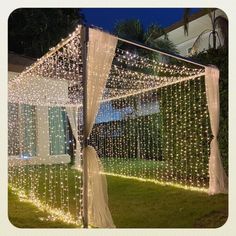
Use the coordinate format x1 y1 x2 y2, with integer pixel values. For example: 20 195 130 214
102 172 208 193
10 187 81 226
91 76 210 189
8 24 211 226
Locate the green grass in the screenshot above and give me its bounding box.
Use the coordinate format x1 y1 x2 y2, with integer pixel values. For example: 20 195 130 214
101 157 209 188
101 157 164 179
8 171 228 228
8 189 77 228
107 175 227 228
9 164 82 222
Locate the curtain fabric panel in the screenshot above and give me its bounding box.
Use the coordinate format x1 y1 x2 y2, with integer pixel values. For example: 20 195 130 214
205 66 228 195
84 28 118 228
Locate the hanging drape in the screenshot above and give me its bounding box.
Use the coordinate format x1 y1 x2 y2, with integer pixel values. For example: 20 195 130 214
66 107 81 169
205 65 228 195
84 28 117 228
85 146 115 228
85 29 117 137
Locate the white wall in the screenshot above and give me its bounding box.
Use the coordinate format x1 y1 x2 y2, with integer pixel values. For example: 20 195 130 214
8 71 71 165
176 29 222 56
137 101 159 116
163 9 227 56
8 73 70 106
8 154 71 166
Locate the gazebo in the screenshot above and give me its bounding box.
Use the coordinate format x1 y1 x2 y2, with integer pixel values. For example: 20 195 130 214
8 25 228 228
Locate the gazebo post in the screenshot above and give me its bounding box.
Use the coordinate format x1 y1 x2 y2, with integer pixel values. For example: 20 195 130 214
81 25 89 228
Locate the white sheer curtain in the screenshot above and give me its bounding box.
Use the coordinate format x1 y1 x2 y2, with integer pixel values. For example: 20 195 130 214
84 28 117 227
66 107 81 169
85 146 115 228
205 65 228 195
85 29 117 137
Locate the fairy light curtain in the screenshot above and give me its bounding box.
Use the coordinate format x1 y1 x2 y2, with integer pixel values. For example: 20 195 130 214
20 104 37 157
85 28 117 228
48 107 67 155
92 37 227 195
8 25 84 226
91 68 211 189
8 103 20 156
66 107 81 169
8 24 228 229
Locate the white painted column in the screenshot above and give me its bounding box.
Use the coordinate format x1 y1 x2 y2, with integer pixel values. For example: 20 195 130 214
36 106 50 160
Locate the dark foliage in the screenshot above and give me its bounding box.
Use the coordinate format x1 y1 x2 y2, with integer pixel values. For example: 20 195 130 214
90 112 162 161
8 8 85 58
191 47 228 174
113 19 178 58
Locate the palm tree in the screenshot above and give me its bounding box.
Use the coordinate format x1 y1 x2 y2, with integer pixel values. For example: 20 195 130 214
113 19 178 57
183 8 228 55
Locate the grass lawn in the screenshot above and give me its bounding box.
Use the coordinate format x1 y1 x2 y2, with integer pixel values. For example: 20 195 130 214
8 173 228 228
101 157 209 188
8 189 77 228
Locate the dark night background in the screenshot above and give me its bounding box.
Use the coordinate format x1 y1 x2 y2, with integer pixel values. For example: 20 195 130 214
8 8 201 58
82 8 200 32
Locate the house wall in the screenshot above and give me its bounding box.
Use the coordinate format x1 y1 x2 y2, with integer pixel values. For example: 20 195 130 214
163 9 227 56
136 100 159 116
8 71 71 165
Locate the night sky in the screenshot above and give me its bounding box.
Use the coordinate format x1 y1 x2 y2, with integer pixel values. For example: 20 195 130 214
81 8 201 32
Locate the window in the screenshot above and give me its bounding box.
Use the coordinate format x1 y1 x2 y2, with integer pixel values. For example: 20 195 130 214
48 107 68 155
8 103 37 157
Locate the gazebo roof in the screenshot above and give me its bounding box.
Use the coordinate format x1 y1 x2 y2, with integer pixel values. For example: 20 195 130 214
8 25 206 107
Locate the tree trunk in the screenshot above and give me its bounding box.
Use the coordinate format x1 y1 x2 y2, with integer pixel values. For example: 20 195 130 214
213 31 217 49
